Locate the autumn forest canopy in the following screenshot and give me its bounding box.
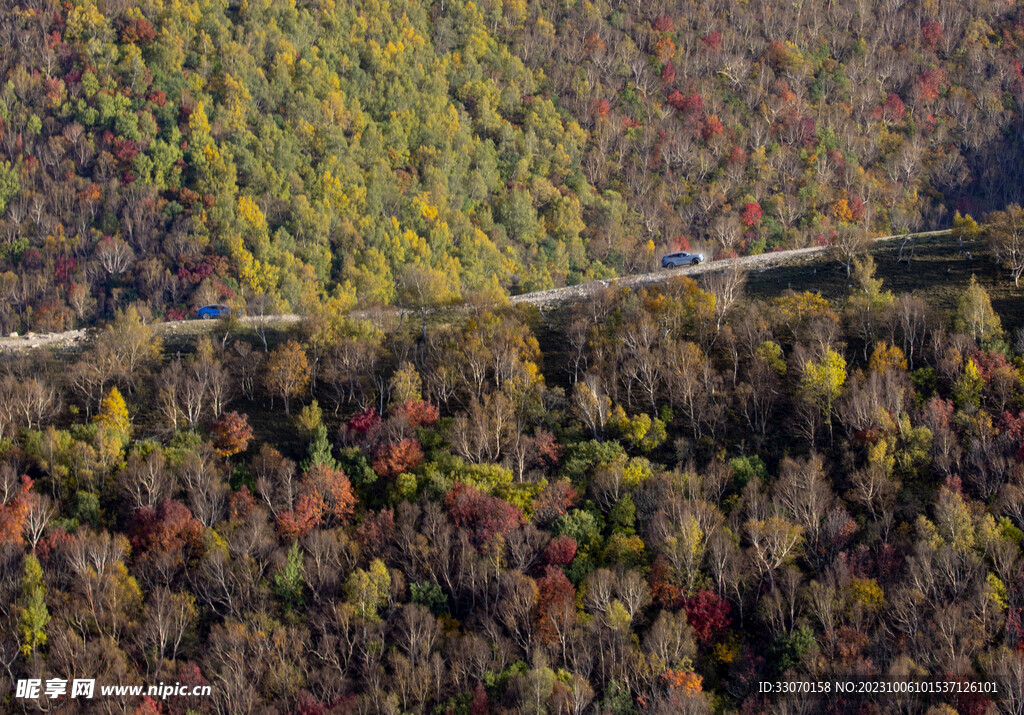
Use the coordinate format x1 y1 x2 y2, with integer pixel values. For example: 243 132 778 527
0 0 1023 330
5 0 1024 713
0 255 1022 712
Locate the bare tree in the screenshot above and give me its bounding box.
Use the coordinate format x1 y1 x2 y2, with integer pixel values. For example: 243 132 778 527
986 203 1024 286
496 571 537 657
230 341 264 402
774 454 835 568
710 215 741 256
119 450 173 511
245 292 280 353
981 648 1024 715
94 235 135 276
93 307 162 393
572 373 611 438
142 587 196 664
13 377 61 430
252 445 299 520
617 311 664 412
397 265 460 340
392 604 440 669
830 223 871 277
23 492 57 550
178 446 228 527
701 264 747 333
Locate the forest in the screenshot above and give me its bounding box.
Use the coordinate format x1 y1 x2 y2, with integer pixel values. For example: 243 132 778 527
0 0 1023 331
4 0 1024 712
1 254 1024 712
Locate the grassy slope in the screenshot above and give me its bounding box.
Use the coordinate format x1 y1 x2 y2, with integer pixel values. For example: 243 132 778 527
532 233 1024 392
745 234 1021 332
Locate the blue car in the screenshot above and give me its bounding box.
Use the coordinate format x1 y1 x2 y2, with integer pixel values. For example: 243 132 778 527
196 304 242 320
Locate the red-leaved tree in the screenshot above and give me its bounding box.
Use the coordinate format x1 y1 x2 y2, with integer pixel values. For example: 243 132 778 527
682 590 732 643
532 480 578 526
921 19 943 50
391 399 440 428
671 235 693 252
543 535 577 566
276 493 323 540
445 483 524 549
228 486 258 521
276 464 356 539
348 407 381 438
740 202 763 229
129 499 204 568
211 411 254 458
660 62 676 85
881 93 906 124
0 474 32 546
130 696 162 715
650 555 682 609
372 438 424 480
701 114 724 140
469 682 489 715
356 508 395 559
536 564 576 643
303 463 356 524
652 15 674 33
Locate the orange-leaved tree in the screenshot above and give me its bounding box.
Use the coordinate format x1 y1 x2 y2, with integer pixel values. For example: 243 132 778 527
211 411 253 458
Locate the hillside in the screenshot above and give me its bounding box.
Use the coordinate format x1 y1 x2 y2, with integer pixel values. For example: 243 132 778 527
1 0 1024 334
0 227 952 353
0 225 1023 711
5 1 1024 712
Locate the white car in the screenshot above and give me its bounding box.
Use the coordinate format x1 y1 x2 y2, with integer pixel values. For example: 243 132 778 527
661 251 705 268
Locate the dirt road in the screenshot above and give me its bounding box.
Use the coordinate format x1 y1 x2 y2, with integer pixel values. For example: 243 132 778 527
0 229 952 353
510 229 952 307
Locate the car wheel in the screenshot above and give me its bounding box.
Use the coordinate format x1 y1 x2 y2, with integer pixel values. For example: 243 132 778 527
201 313 211 320
691 257 700 265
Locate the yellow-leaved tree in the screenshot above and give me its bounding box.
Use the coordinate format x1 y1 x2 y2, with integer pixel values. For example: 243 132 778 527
18 554 49 657
344 559 391 621
868 341 908 373
800 347 847 446
954 275 1002 343
95 386 130 437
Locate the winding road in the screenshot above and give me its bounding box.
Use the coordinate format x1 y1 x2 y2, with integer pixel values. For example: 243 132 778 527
510 229 952 306
0 229 953 353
